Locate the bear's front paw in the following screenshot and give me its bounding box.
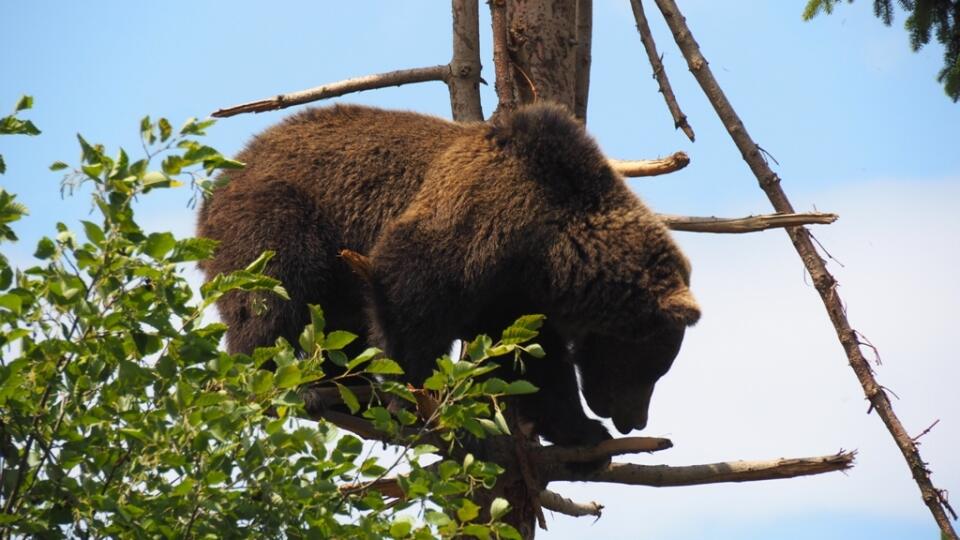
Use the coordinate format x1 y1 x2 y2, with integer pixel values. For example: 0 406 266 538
542 418 612 475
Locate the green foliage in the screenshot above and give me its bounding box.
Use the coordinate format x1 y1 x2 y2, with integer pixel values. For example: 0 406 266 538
0 95 42 175
803 0 960 101
0 113 536 538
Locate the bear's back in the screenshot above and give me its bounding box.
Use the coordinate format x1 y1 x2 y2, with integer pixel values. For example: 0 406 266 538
201 104 469 252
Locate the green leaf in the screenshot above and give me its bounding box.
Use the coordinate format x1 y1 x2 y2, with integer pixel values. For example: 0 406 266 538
0 155 5 175
492 408 510 435
456 499 481 523
389 520 412 539
81 220 105 246
244 250 274 273
522 343 545 358
323 330 356 350
49 161 69 171
424 511 451 527
170 237 217 262
365 358 404 375
461 524 490 540
345 347 379 370
34 237 55 259
500 314 544 345
492 523 522 540
170 478 195 497
77 133 101 164
0 293 22 314
158 118 172 142
14 95 33 112
489 497 510 521
275 364 301 389
335 383 360 414
251 370 274 394
504 380 538 395
142 232 176 259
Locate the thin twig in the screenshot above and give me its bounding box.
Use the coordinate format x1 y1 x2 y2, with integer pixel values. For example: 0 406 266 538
659 212 838 234
652 0 958 534
212 65 450 118
628 0 695 141
912 419 941 443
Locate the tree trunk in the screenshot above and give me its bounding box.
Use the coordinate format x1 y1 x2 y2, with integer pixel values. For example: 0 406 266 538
486 2 584 536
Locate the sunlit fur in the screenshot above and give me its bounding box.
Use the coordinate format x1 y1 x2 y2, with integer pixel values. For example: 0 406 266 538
197 103 699 448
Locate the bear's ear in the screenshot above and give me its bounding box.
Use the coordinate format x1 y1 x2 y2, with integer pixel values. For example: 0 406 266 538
658 287 700 326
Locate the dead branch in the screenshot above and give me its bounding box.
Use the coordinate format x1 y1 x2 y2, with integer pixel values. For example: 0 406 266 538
312 409 396 443
652 0 958 536
212 65 449 118
536 436 672 464
548 451 856 484
339 477 406 499
539 489 603 518
610 151 689 176
659 212 838 234
629 0 695 141
573 0 593 121
449 0 484 121
490 0 519 114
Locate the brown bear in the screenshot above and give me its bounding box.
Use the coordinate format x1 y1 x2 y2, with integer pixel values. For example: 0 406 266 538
197 103 700 448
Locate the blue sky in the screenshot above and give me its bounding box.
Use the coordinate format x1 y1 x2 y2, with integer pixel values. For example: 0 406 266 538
2 2 958 538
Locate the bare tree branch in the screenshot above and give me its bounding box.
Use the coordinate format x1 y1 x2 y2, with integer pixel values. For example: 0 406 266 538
311 409 398 443
212 65 449 118
652 1 958 536
536 436 672 464
339 477 406 499
573 0 593 121
449 0 484 121
629 0 695 141
548 451 856 484
539 489 603 518
610 151 689 176
659 212 838 234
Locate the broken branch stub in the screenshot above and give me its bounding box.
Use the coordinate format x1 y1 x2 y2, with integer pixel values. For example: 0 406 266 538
610 151 689 177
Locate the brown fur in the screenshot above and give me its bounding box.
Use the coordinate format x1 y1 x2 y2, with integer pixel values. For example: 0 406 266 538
197 103 700 446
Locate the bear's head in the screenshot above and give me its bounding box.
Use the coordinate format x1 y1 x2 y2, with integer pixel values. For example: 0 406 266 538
488 103 700 434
